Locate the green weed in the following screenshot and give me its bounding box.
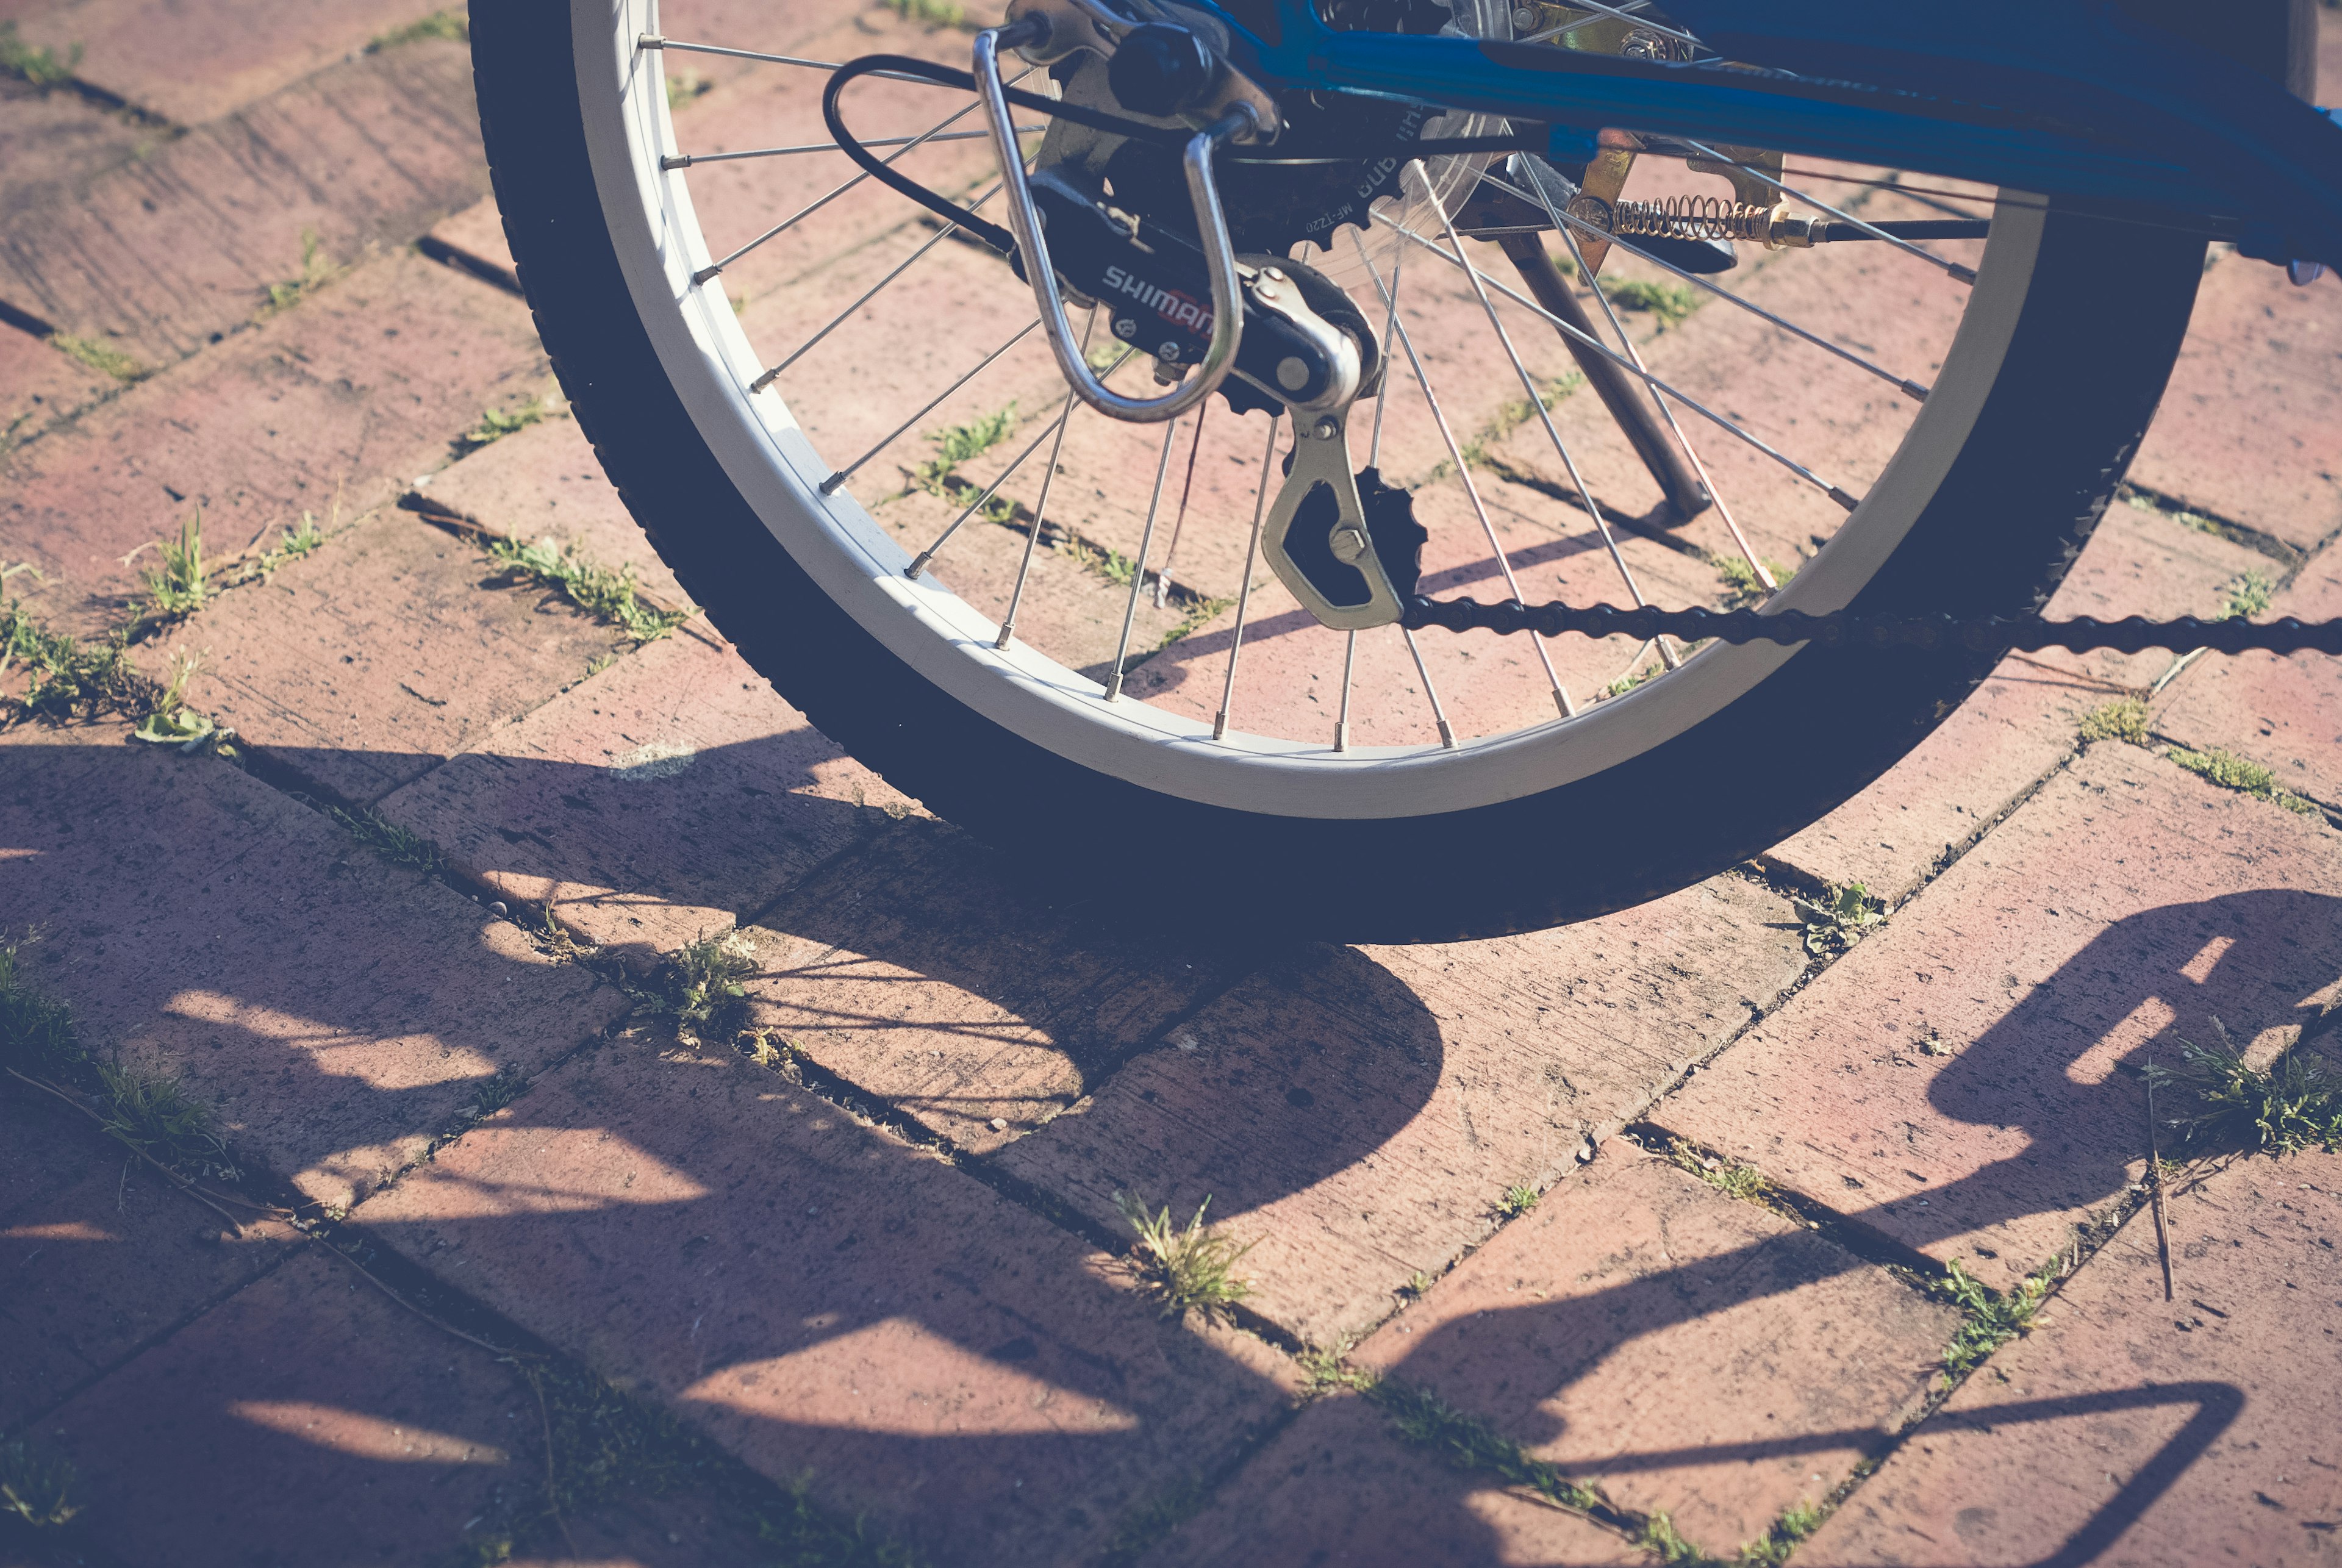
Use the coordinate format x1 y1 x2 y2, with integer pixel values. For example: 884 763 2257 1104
1494 1182 1539 1219
95 1061 242 1184
2079 696 2149 745
0 939 84 1085
324 803 448 876
49 332 145 382
1663 1137 1773 1204
1599 661 1664 701
1114 1192 1256 1325
885 0 972 27
368 9 467 51
1737 1500 1825 1566
133 510 209 623
1367 1380 1605 1514
1297 1344 1377 1395
2149 1034 2342 1156
660 930 757 1046
2166 745 2318 814
664 68 711 110
1935 1257 2056 1379
1638 1511 1713 1566
0 1437 78 1528
0 21 81 87
2221 570 2274 621
484 535 692 643
1156 594 1232 652
2 603 146 722
912 406 1017 494
1714 554 1794 612
1603 278 1699 325
1061 537 1139 588
130 652 227 752
1796 882 1885 958
457 395 548 454
265 228 334 313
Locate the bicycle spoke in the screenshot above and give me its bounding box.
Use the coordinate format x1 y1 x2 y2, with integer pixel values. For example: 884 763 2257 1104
640 37 934 82
663 127 1041 168
1374 213 1863 511
1214 414 1283 741
1682 141 1979 284
818 320 1040 495
690 66 1033 283
1366 246 1405 471
1480 168 1930 401
1405 171 1674 678
1154 403 1212 606
753 179 1008 391
1400 626 1459 748
996 317 1110 650
1105 419 1186 701
1333 629 1359 751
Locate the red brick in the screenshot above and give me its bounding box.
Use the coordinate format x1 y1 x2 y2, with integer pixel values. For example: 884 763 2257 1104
32 1247 531 1568
0 73 150 226
375 629 915 965
0 717 626 1208
3 0 467 126
737 817 1255 1150
350 1042 1292 1568
152 509 633 807
2035 499 2286 693
0 1094 298 1428
1660 744 2342 1292
410 410 689 608
0 317 111 450
1764 654 2125 906
0 246 549 635
994 875 1809 1344
1150 1392 1644 1567
1351 1150 1958 1555
1801 1150 2342 1568
505 1492 770 1568
2154 543 2342 810
2129 249 2342 553
423 194 518 293
0 40 490 370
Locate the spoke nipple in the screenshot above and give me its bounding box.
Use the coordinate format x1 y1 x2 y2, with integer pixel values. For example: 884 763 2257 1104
818 471 847 496
660 154 689 170
1827 485 1861 513
637 32 665 48
1950 263 1979 285
750 367 781 393
1900 379 1930 403
906 553 933 578
692 264 723 285
1437 720 1458 750
1213 712 1230 740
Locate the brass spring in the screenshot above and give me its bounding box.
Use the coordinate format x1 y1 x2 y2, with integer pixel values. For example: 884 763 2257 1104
1604 194 1777 243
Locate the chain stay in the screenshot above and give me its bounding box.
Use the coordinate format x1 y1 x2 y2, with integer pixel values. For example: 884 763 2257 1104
1402 596 2342 656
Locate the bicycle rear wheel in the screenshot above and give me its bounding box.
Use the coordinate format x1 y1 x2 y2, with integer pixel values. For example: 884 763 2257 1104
472 0 2230 942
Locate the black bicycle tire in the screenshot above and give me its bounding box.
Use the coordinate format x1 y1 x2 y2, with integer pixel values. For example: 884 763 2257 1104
471 0 2210 944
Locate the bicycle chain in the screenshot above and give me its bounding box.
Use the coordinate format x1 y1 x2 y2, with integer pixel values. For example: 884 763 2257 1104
1400 596 2342 655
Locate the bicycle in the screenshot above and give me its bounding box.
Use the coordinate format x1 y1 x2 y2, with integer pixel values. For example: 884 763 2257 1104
470 0 2341 941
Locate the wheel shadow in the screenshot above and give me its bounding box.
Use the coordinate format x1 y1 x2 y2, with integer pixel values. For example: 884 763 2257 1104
1 729 2322 1566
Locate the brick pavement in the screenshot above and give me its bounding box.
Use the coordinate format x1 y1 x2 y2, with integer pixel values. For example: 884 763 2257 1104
2 5 2340 1566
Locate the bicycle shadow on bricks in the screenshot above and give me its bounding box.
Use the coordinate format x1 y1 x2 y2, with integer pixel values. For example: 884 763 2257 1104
1850 887 2342 1273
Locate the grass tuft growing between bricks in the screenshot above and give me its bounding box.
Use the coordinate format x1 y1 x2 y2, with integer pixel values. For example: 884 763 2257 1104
1 603 148 723
323 802 449 877
264 229 337 315
911 405 1017 498
0 1437 79 1529
1114 1192 1256 1325
658 930 757 1048
2149 1033 2342 1156
1794 881 1886 957
2078 696 2149 745
0 20 81 87
132 510 209 623
1660 1136 1775 1205
1713 553 1794 612
456 394 549 454
1369 1378 1608 1516
1493 1181 1541 1219
1097 1473 1211 1568
2220 568 2275 621
2164 745 2318 815
484 535 692 643
368 9 468 52
1602 278 1700 325
48 332 146 383
1 937 248 1192
885 0 978 30
1735 1500 1824 1567
1933 1257 2058 1380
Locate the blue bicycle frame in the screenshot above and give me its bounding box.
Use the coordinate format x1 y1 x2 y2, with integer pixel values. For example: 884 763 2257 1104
1187 0 2342 267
